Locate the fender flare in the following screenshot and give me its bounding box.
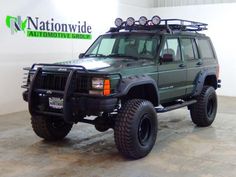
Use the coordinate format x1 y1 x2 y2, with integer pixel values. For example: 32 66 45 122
117 75 160 105
193 68 217 96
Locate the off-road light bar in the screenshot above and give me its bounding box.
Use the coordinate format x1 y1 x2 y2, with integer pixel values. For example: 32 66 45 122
114 16 162 28
151 15 161 25
139 16 148 26
126 17 135 26
114 18 123 27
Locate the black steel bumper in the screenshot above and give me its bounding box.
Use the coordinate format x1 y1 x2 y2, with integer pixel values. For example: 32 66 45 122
23 90 118 114
22 64 121 123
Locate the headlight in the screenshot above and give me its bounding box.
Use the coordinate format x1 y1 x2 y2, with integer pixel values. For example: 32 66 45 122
91 77 111 96
92 78 104 89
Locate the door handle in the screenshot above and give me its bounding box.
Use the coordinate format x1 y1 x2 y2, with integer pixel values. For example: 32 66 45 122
196 61 203 66
179 63 186 68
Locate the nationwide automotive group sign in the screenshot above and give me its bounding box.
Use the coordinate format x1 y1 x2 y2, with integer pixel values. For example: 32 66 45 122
5 15 92 40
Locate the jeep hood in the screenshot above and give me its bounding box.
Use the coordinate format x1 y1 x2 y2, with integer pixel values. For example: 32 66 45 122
58 57 155 72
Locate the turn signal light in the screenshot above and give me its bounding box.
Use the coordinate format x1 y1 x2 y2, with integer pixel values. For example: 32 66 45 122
103 79 111 96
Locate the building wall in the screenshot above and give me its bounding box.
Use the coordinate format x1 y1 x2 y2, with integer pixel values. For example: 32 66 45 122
153 0 236 7
0 0 235 115
119 0 154 7
0 0 148 115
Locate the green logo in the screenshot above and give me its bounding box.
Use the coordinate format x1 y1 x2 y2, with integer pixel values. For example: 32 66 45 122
6 16 27 34
5 15 92 40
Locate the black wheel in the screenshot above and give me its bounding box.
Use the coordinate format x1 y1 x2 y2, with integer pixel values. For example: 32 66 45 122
31 116 73 141
190 86 217 127
114 99 158 159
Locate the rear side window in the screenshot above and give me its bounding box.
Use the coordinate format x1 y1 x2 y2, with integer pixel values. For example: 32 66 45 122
161 38 181 61
181 38 199 60
181 39 194 60
198 38 215 59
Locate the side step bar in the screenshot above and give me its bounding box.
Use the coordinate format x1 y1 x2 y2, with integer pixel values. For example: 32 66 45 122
156 100 197 113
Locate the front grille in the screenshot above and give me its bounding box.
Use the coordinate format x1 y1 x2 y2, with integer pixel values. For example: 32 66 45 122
37 73 91 93
37 74 67 91
75 75 91 93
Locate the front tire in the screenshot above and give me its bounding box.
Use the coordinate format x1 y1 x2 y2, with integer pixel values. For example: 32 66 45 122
31 116 73 141
114 99 158 159
190 86 217 127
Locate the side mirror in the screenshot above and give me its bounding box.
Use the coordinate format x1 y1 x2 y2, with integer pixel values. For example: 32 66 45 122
79 53 85 59
161 54 174 63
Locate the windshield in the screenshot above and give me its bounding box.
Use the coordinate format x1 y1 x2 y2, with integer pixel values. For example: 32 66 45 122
84 33 160 60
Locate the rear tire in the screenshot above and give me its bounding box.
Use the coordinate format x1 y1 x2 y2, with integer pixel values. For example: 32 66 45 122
190 86 217 127
114 99 158 159
31 116 73 141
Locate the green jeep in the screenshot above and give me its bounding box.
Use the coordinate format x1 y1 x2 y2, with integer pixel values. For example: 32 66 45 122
22 16 221 159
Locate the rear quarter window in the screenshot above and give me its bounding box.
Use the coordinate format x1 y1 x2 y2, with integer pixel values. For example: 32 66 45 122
197 38 215 59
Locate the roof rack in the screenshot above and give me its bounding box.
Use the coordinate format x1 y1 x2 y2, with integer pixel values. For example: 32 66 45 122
109 16 208 33
161 19 208 32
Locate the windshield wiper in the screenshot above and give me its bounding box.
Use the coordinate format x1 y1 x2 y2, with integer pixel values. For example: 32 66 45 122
106 54 139 60
84 53 139 60
84 54 107 58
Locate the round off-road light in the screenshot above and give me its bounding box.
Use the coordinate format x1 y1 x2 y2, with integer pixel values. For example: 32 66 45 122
126 17 135 26
115 18 123 27
151 15 161 25
139 16 148 26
